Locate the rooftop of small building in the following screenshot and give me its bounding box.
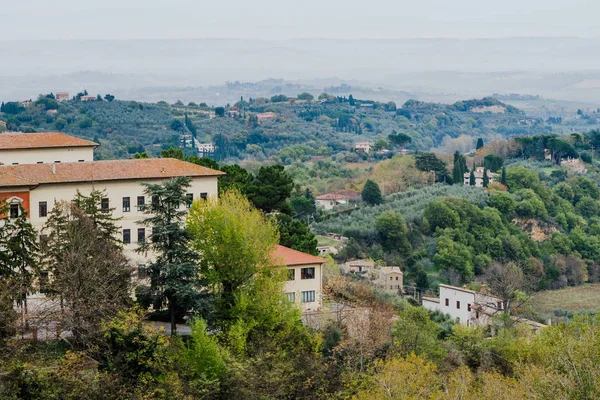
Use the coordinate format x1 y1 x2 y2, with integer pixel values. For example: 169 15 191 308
272 245 326 266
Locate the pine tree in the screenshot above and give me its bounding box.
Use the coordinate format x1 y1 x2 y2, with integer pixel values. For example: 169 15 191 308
137 177 199 335
482 168 490 188
5 205 39 328
73 189 121 246
501 166 507 185
362 179 383 205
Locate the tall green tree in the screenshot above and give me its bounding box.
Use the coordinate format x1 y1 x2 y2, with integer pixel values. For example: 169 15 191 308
219 164 253 194
137 177 199 335
4 205 39 327
483 167 490 188
276 214 318 255
501 166 507 185
452 151 468 185
469 170 476 186
375 210 411 256
246 165 294 214
476 137 484 150
362 179 383 206
74 188 121 245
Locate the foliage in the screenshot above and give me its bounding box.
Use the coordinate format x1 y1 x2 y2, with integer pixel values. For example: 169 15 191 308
361 179 383 206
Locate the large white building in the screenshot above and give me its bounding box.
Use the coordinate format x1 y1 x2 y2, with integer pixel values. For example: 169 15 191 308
463 166 497 188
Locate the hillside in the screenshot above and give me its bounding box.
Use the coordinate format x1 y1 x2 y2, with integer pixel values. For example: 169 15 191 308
0 94 565 162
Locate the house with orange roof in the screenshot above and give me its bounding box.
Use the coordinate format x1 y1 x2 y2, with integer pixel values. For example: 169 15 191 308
55 92 70 101
272 245 325 312
315 190 360 210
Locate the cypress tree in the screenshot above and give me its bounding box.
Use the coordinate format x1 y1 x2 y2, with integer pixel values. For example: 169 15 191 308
483 168 490 187
476 138 484 150
469 170 476 186
501 166 507 185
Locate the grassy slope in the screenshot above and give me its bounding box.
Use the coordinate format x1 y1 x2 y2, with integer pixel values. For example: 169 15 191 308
530 283 600 313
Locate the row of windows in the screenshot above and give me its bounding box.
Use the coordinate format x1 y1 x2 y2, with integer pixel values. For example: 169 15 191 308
123 228 145 244
288 267 316 280
444 298 472 312
11 160 87 166
36 193 208 218
285 290 316 303
389 276 400 281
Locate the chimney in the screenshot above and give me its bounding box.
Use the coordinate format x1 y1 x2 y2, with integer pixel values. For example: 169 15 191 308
52 163 56 174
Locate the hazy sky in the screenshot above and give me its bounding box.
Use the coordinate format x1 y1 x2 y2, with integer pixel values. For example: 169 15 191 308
2 0 599 40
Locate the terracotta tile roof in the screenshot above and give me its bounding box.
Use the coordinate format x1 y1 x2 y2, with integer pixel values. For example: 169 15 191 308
272 245 326 266
0 132 98 150
316 193 348 201
0 158 224 187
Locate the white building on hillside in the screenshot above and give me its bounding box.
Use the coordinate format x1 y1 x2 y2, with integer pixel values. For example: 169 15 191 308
354 141 372 153
0 132 98 165
422 284 504 326
376 266 403 293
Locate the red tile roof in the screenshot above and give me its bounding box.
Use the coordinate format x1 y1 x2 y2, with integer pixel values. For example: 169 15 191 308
0 132 98 150
272 245 326 266
0 158 224 187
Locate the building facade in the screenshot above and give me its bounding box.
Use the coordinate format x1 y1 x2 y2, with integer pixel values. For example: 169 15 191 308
376 266 403 293
422 284 503 326
273 245 325 312
354 141 372 153
463 166 497 188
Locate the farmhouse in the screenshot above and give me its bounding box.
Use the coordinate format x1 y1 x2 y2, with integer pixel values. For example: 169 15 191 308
463 166 497 187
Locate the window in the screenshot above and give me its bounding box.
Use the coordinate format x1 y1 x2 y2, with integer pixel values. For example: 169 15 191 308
468 304 472 312
9 204 19 218
78 160 85 162
301 267 315 279
497 301 502 310
54 161 60 163
123 197 130 212
286 292 295 302
390 285 393 289
12 162 18 165
186 193 193 208
37 161 43 164
456 301 461 309
101 198 109 210
39 201 47 217
445 298 449 307
138 228 145 243
137 265 148 280
389 277 393 281
301 290 315 303
137 196 145 211
396 276 399 281
123 229 131 244
200 192 208 201
288 269 295 281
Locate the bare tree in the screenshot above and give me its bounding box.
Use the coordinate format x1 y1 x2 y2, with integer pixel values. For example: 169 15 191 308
484 262 527 315
41 202 133 348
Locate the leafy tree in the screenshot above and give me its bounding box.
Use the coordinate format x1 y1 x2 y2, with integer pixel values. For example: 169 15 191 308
476 137 484 150
137 177 199 335
169 119 185 132
484 154 504 172
270 94 288 103
246 165 294 214
219 164 253 194
484 262 526 315
375 210 411 256
134 152 149 159
185 155 219 169
388 132 412 147
104 94 115 102
392 306 444 359
415 153 451 183
214 107 225 117
290 189 317 220
160 146 185 160
276 214 318 255
297 92 314 101
362 179 383 206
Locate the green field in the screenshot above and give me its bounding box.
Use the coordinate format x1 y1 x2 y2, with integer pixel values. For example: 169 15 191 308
530 283 600 313
316 235 342 247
